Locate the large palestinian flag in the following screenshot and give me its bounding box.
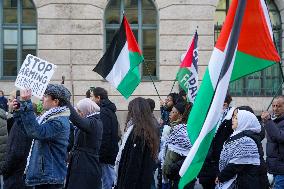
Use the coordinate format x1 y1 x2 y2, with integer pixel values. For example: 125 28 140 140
176 31 199 103
93 16 144 99
179 0 280 188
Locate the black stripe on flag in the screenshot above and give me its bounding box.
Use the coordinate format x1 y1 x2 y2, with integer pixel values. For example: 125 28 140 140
93 17 127 78
192 31 198 73
218 0 247 80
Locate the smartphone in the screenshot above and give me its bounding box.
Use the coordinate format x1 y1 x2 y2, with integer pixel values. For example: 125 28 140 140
15 90 20 109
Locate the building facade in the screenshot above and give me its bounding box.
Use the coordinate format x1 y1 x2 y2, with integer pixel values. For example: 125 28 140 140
1 0 284 124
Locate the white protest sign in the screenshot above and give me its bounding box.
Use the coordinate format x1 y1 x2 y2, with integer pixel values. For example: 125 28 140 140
15 54 57 99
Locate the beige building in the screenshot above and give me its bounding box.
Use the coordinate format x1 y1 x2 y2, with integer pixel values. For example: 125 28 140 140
1 0 284 124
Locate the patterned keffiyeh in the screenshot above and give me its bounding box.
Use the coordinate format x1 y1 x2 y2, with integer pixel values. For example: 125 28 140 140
114 121 134 186
166 123 192 157
219 136 260 172
37 106 69 124
217 136 260 189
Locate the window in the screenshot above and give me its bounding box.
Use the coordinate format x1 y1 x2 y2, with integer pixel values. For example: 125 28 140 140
105 0 158 79
0 0 37 79
214 0 282 96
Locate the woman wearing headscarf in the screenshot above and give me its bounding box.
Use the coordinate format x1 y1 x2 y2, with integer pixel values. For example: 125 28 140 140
65 98 103 189
114 97 159 189
216 109 268 189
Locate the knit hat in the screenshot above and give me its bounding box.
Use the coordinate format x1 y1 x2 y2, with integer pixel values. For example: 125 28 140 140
174 103 185 115
44 84 71 106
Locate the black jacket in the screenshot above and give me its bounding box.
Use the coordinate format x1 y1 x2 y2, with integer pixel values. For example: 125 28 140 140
99 99 119 165
218 131 269 189
264 115 284 174
115 132 156 189
198 119 233 184
65 103 103 189
0 114 32 189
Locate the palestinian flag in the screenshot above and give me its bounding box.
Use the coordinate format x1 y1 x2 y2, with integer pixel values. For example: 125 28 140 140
93 16 144 99
176 31 199 103
179 0 280 188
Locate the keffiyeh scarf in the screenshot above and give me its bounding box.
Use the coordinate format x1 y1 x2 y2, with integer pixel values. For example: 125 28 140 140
217 135 260 189
166 123 192 157
37 106 69 124
114 121 134 186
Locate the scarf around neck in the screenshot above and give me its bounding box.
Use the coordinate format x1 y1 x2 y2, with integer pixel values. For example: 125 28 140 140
114 121 134 186
37 106 69 124
217 134 260 189
26 106 69 173
166 123 192 157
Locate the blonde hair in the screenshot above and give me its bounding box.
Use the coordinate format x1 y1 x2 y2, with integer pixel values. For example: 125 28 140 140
9 90 16 100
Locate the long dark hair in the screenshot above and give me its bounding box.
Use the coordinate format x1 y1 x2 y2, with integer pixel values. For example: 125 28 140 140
125 97 159 159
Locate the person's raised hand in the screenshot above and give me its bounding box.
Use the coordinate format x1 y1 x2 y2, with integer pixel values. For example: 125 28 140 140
261 111 270 122
11 99 20 110
21 89 32 101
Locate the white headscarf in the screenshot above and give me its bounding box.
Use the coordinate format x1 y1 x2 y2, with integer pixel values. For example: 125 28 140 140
218 110 261 189
231 110 261 136
76 98 100 117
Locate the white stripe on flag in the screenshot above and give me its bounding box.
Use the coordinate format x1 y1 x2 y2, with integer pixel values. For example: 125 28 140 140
260 0 273 39
106 42 130 88
208 48 226 87
179 46 237 176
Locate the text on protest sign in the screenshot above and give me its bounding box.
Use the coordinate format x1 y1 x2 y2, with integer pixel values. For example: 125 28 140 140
15 54 57 99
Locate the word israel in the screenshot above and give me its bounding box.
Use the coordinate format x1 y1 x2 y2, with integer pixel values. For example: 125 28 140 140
15 54 57 98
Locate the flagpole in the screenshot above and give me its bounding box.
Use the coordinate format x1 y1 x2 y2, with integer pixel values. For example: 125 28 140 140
266 61 284 111
170 79 176 93
144 61 161 100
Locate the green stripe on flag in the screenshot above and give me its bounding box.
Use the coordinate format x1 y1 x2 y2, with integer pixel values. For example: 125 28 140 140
178 69 217 188
187 69 215 143
176 68 192 92
129 51 144 69
179 129 216 189
117 66 140 99
231 51 276 81
117 51 143 99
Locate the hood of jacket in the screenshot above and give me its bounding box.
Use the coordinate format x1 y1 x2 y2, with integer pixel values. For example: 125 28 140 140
100 99 117 113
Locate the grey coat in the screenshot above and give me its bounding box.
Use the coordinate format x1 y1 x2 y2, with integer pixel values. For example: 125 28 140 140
264 116 284 174
0 109 7 169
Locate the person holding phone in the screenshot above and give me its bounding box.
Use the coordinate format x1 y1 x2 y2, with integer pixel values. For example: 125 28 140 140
0 90 32 189
12 84 71 189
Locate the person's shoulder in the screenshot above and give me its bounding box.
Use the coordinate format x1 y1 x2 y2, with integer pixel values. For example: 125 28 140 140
0 109 6 119
274 116 284 124
47 115 70 128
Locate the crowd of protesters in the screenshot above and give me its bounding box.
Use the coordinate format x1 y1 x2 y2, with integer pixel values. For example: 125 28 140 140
0 85 283 189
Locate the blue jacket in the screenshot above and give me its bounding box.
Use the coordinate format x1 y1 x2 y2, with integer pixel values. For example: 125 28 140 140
15 100 70 186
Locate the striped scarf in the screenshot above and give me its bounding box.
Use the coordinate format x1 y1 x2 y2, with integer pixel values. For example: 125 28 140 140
217 135 260 189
